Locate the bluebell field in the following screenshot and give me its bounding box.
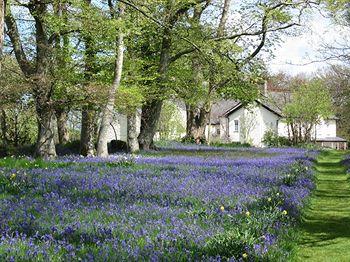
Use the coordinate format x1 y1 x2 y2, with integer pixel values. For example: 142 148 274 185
0 145 317 261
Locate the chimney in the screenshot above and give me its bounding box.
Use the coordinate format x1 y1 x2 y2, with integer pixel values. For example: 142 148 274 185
264 80 268 96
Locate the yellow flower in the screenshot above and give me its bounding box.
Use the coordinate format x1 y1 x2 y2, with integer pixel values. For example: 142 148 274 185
245 211 250 216
220 206 225 212
242 253 248 258
267 197 272 202
10 173 16 180
282 210 288 215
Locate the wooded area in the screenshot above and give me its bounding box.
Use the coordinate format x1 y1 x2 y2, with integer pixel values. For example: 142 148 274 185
0 0 349 158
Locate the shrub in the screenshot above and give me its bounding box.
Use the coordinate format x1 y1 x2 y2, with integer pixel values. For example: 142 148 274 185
210 141 251 148
263 130 291 147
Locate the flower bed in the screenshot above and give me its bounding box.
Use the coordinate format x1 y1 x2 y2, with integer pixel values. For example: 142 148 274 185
0 147 316 261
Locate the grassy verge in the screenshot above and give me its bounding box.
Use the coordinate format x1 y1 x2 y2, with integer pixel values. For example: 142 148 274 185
292 150 350 261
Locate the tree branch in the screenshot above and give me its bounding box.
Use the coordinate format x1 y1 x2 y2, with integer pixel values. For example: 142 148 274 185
5 7 34 76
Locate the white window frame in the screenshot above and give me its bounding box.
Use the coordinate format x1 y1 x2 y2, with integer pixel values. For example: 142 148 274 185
234 119 239 132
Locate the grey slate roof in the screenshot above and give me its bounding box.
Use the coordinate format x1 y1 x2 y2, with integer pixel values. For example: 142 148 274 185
209 100 240 124
209 99 282 125
316 137 347 142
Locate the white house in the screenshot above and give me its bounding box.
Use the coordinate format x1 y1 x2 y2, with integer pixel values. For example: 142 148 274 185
206 99 346 149
207 100 281 147
105 81 346 149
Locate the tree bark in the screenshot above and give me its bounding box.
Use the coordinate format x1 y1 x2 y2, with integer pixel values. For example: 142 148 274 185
79 0 98 156
35 96 56 159
138 0 190 150
80 106 96 156
0 109 8 146
185 104 210 143
217 0 231 38
138 28 171 149
97 4 125 157
138 100 163 150
0 0 5 74
55 108 69 145
127 112 139 153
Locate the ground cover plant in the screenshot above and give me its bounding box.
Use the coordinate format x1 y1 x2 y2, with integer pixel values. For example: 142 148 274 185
293 150 350 261
0 147 317 261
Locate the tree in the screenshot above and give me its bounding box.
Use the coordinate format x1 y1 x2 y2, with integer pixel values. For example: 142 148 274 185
5 0 65 158
97 2 126 157
320 65 350 140
0 0 4 74
318 1 349 64
0 56 36 147
157 100 185 140
239 109 257 145
283 79 333 143
167 0 315 143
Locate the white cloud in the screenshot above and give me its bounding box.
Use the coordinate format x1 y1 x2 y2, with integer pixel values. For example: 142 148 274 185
269 11 348 76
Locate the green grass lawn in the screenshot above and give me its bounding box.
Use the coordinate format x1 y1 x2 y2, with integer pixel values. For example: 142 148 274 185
293 150 350 262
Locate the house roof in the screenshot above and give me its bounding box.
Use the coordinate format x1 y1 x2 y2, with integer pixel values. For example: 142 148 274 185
316 137 347 142
209 100 240 124
220 100 283 118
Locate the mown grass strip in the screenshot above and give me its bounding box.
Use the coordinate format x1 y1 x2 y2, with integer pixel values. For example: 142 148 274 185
293 150 350 261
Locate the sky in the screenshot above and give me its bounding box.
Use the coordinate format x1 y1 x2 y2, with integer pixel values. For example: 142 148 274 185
269 10 348 76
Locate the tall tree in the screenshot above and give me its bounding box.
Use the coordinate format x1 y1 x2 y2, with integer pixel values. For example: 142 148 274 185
53 1 71 145
5 0 60 158
97 2 126 157
0 0 5 74
320 65 350 140
137 0 206 150
284 79 332 143
80 0 99 156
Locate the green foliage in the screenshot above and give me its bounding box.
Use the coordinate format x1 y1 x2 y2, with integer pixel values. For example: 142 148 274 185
204 208 290 260
0 169 32 194
157 101 185 140
284 79 333 124
115 86 144 114
263 130 292 147
210 141 251 148
283 160 311 187
283 79 333 143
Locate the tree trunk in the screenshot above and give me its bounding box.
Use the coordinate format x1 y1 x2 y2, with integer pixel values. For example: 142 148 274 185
138 100 163 150
185 104 210 143
79 0 98 156
137 34 171 149
217 0 231 38
80 106 96 156
127 111 139 153
35 99 56 159
0 109 8 146
0 0 4 74
55 108 69 145
97 4 125 157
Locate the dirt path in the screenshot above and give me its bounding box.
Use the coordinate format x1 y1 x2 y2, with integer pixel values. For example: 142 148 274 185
293 150 350 261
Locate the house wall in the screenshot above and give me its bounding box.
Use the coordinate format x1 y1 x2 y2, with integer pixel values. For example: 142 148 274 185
107 99 186 143
314 119 336 139
205 124 221 141
226 104 279 147
107 111 141 143
278 118 337 140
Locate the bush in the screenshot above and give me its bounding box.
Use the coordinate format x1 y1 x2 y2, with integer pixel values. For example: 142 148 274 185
0 144 35 157
210 141 251 148
181 136 206 144
263 130 292 147
55 140 81 156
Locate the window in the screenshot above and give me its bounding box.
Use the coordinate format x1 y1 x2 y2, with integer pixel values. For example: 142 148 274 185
234 120 239 132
